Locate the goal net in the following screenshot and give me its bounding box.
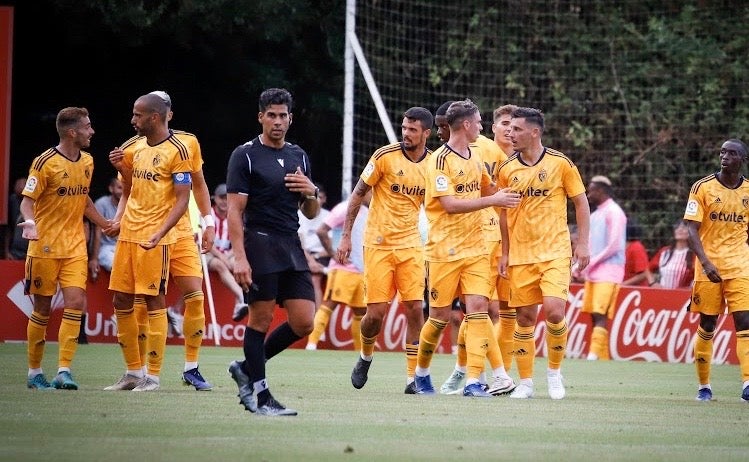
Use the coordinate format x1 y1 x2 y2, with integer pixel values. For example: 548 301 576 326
349 0 749 251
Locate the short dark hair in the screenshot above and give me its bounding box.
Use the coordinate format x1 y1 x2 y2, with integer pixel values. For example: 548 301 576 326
403 107 434 129
435 101 456 117
511 107 545 131
56 107 89 135
446 99 479 128
726 138 748 158
259 88 293 112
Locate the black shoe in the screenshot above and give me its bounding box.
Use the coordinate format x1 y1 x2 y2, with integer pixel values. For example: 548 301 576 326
256 393 297 416
228 360 256 412
232 303 249 322
404 381 418 394
351 357 372 389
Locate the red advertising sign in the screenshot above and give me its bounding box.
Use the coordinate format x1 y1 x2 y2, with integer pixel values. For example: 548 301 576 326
0 7 13 225
0 260 738 365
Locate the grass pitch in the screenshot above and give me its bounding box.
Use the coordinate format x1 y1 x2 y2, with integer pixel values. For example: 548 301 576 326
1 342 747 461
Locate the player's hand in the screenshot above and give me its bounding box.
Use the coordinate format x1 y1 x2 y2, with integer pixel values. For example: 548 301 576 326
499 254 509 278
109 147 124 171
702 261 722 283
494 188 521 208
201 227 215 254
103 220 120 237
233 257 253 292
573 242 590 272
284 166 314 195
336 234 352 265
17 219 38 240
140 232 164 250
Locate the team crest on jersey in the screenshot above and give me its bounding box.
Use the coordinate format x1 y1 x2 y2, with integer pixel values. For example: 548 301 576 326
152 154 161 167
24 176 38 193
538 169 547 182
430 287 439 301
34 277 42 289
743 197 749 208
85 168 91 179
692 294 701 306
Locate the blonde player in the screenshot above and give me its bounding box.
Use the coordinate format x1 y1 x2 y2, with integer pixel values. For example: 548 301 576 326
413 99 519 396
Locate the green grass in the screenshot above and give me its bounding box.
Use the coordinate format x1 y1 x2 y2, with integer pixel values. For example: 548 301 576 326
1 343 748 462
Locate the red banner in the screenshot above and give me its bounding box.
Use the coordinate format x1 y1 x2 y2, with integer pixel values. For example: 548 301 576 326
0 7 14 226
0 260 738 364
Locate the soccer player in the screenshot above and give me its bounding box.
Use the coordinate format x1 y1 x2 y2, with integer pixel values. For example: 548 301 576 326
105 93 194 392
439 103 516 396
337 107 433 394
413 99 520 396
305 190 371 351
498 106 590 400
226 87 320 416
684 139 749 402
106 91 216 392
21 106 110 389
578 175 626 361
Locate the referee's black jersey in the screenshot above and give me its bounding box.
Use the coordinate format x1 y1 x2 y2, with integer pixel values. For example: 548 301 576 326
226 136 313 235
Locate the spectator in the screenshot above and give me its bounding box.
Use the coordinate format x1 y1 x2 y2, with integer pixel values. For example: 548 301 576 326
649 219 694 289
201 183 249 322
623 219 652 286
578 175 627 361
298 182 330 308
92 177 122 272
6 177 28 259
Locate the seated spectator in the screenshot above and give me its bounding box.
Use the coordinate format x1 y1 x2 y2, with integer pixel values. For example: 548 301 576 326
92 177 122 272
6 177 28 260
298 183 330 308
203 183 249 322
623 219 653 286
649 219 694 289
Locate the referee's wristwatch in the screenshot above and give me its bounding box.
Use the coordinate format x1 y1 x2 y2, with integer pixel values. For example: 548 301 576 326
304 187 319 201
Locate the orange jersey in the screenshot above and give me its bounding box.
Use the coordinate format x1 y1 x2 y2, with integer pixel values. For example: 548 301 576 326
360 142 430 249
119 131 195 245
473 134 507 243
425 144 492 262
684 174 749 280
22 148 94 259
498 147 585 265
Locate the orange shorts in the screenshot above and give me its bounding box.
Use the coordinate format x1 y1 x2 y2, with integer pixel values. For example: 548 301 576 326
690 277 749 315
364 247 425 304
581 281 620 319
109 241 172 296
24 255 87 296
427 254 492 308
170 235 202 278
508 258 571 307
324 268 366 307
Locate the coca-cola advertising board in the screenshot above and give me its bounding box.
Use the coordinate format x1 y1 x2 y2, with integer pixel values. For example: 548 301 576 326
0 260 738 364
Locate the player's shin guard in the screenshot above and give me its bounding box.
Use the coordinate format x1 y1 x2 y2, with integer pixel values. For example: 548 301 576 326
498 310 516 371
736 330 749 383
456 319 467 367
416 317 447 369
546 319 568 370
513 324 535 380
182 291 205 363
590 326 610 360
115 306 142 370
58 309 82 369
465 313 490 380
351 313 364 352
134 296 148 367
694 326 714 385
145 308 168 376
485 316 503 370
308 305 332 346
27 312 49 369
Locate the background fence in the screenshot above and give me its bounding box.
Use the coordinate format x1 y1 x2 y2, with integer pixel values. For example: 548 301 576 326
351 0 749 254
